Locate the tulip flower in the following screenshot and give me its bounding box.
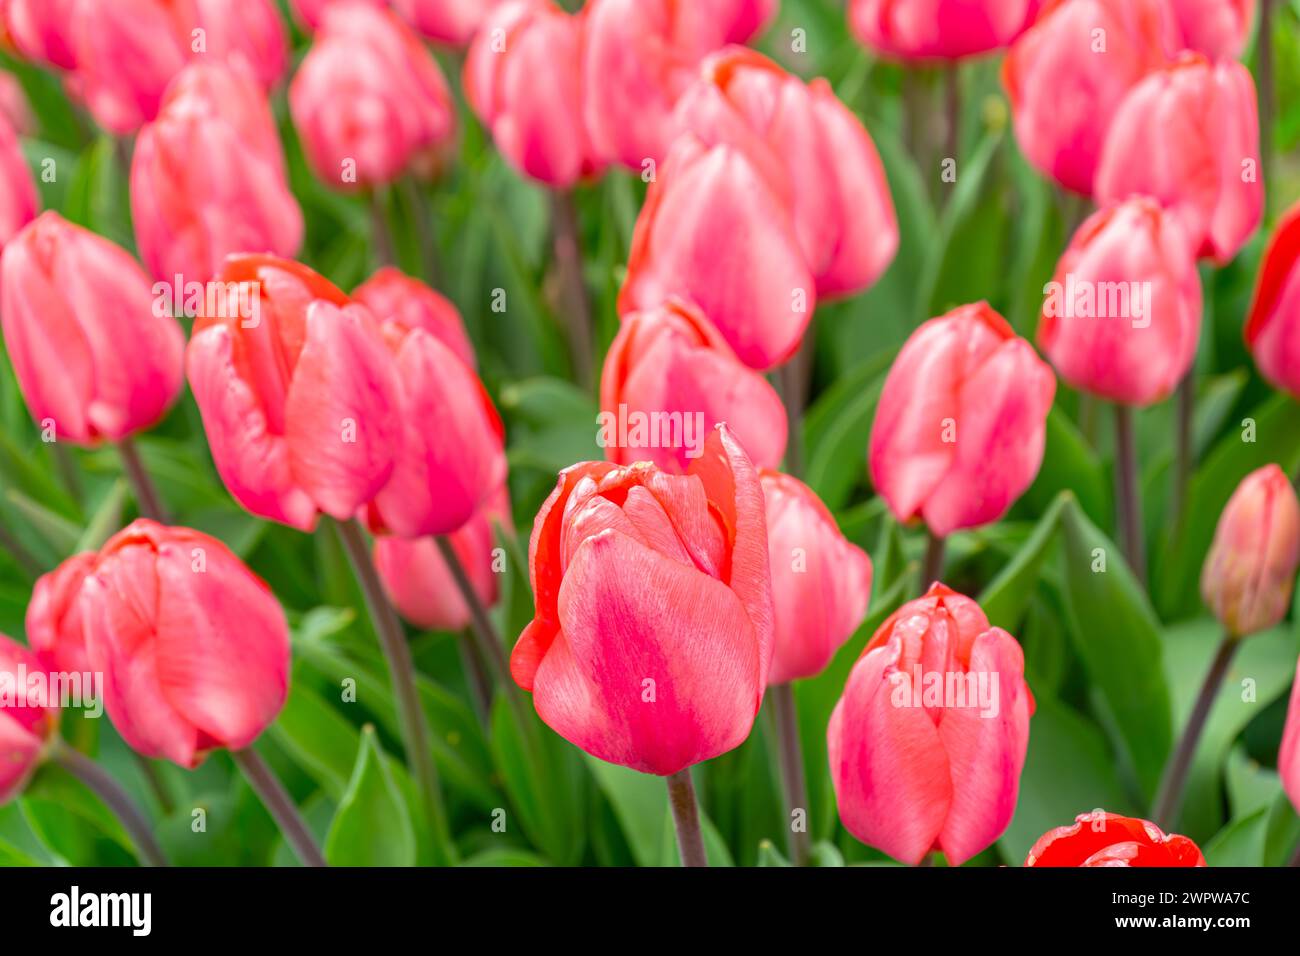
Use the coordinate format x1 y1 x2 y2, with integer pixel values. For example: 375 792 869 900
512 425 774 778
1003 0 1170 195
1025 813 1205 866
763 471 872 685
1038 198 1202 406
1244 200 1300 397
131 64 303 289
1281 657 1300 828
0 633 58 805
5 0 78 69
869 302 1055 538
600 298 787 474
0 72 33 135
1162 0 1254 60
672 47 899 299
186 254 402 530
0 211 185 445
290 0 387 30
619 134 814 370
289 4 456 190
190 0 290 91
353 266 476 370
849 0 1033 60
26 551 97 675
393 0 500 46
0 113 37 250
1097 55 1262 265
828 583 1033 865
703 0 777 42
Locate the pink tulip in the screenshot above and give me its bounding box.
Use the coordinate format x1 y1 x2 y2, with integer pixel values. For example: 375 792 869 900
869 302 1055 537
849 0 1032 60
289 4 456 189
353 266 476 369
0 113 37 250
1200 465 1300 638
131 64 303 288
77 520 290 768
828 583 1033 865
673 47 898 298
619 134 814 370
289 0 387 30
0 211 185 445
1003 0 1170 196
0 633 58 804
1162 0 1254 60
1097 54 1263 264
1282 656 1300 819
600 298 787 474
26 551 97 675
701 0 777 43
1245 201 1300 396
1038 198 1202 406
511 425 774 776
5 0 79 69
0 71 34 135
191 0 289 91
393 0 500 45
186 254 402 530
762 470 872 685
464 0 602 188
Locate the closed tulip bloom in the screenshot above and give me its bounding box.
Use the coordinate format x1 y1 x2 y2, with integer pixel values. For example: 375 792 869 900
619 135 814 370
26 551 97 675
0 72 33 135
186 254 402 530
77 520 290 768
1097 54 1262 264
511 425 774 776
849 0 1032 60
191 0 289 91
702 0 777 42
1200 465 1300 639
1026 813 1205 866
0 634 58 805
1003 0 1169 195
5 0 79 69
600 299 787 473
869 302 1055 537
673 47 898 298
394 0 500 45
353 266 476 369
290 0 386 30
0 211 185 445
465 0 602 187
132 64 303 288
763 470 872 685
1281 657 1300 819
828 583 1033 865
1038 198 1202 406
1245 202 1300 396
0 113 37 250
290 4 456 189
1162 0 1254 60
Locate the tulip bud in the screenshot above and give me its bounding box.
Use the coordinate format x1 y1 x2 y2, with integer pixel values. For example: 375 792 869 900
1244 201 1300 397
0 72 33 135
464 0 602 188
0 211 185 445
289 4 456 190
702 0 777 43
1281 657 1300 819
1025 812 1206 866
5 0 79 69
828 583 1032 865
870 302 1055 537
762 470 871 685
0 634 59 805
353 266 477 370
619 135 814 370
393 0 501 46
850 0 1033 60
1200 465 1300 639
77 520 290 768
0 113 37 250
512 425 773 775
290 0 387 31
132 64 303 289
1097 54 1263 265
190 0 290 92
1003 0 1170 195
26 551 97 675
1162 0 1254 60
600 299 787 474
186 254 402 530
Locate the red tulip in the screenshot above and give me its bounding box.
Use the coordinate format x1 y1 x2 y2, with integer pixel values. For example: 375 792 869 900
1025 812 1206 866
131 64 303 289
76 520 290 769
763 470 872 685
1201 465 1300 638
1038 198 1202 406
186 254 402 530
191 0 290 91
1097 54 1263 264
600 298 787 474
0 633 58 804
26 551 97 675
1282 656 1300 820
1162 0 1254 60
0 113 37 250
393 0 501 46
1004 0 1170 196
619 134 814 370
289 4 456 190
0 211 185 445
1244 201 1300 397
828 583 1033 865
511 425 774 775
869 302 1055 537
673 47 898 298
5 0 79 69
353 266 476 370
849 0 1033 61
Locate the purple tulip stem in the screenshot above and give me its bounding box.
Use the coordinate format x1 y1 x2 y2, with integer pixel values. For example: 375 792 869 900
666 769 708 867
53 741 168 867
771 682 812 866
116 437 170 524
231 747 327 868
